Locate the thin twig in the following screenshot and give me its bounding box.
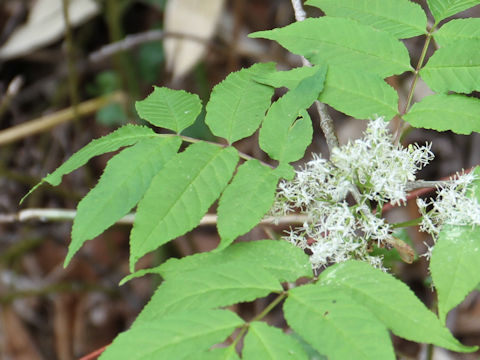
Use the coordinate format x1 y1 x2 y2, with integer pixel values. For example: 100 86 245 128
0 208 307 226
0 91 126 146
61 0 80 121
289 0 339 154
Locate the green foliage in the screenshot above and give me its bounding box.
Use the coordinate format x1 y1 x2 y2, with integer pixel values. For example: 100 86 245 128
319 261 472 352
136 86 202 133
250 17 412 77
427 0 480 23
242 322 308 360
284 284 395 360
217 160 279 249
205 63 276 144
404 94 480 134
420 39 480 93
23 1 480 358
129 142 238 271
99 310 243 360
430 167 480 323
433 18 480 46
306 0 427 38
66 137 181 266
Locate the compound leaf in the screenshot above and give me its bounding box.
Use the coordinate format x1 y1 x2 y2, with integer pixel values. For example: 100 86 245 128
243 322 309 360
136 86 202 133
134 262 282 325
420 39 480 93
217 160 278 249
306 0 427 39
430 225 480 323
434 18 480 47
121 240 312 285
403 94 480 134
99 310 243 360
250 17 412 77
259 69 324 163
66 137 181 267
205 63 276 144
319 261 475 352
320 66 399 120
129 142 239 271
427 0 480 23
21 124 157 203
284 284 395 360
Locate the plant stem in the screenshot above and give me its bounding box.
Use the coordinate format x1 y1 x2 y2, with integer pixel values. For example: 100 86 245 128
232 292 288 347
391 217 422 229
61 0 80 121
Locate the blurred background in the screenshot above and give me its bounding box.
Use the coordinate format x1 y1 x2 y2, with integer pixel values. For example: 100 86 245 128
0 0 479 359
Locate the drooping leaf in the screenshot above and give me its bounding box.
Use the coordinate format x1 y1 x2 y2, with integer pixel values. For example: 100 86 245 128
259 69 324 163
427 0 480 23
99 310 243 360
21 125 157 203
129 143 239 271
306 0 427 39
217 160 278 249
242 322 309 360
319 260 475 352
136 86 202 133
255 65 326 90
250 17 412 77
120 240 312 285
134 262 282 325
284 284 395 360
185 347 240 360
420 39 480 93
66 137 182 267
320 66 399 120
403 94 480 134
430 166 480 323
430 225 480 323
205 63 276 144
434 18 480 47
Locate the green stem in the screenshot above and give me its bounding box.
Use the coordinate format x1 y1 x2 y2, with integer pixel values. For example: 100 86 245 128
391 216 422 229
231 292 288 347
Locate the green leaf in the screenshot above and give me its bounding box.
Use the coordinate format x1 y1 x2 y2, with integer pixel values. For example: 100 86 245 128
136 86 202 133
319 260 476 352
185 348 240 360
284 284 395 360
255 65 326 90
434 18 480 47
243 322 309 360
420 39 480 93
121 240 312 285
99 310 243 360
306 0 427 39
259 69 324 163
65 137 181 267
217 160 278 249
403 94 480 134
250 17 412 77
205 63 276 144
320 66 399 120
21 124 157 203
430 225 480 323
129 143 239 271
134 262 282 325
427 0 480 23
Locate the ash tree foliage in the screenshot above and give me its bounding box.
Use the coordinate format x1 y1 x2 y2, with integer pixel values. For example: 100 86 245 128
22 0 480 358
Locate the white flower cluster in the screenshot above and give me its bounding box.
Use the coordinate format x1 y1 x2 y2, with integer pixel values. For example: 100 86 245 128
417 172 480 252
272 118 437 270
